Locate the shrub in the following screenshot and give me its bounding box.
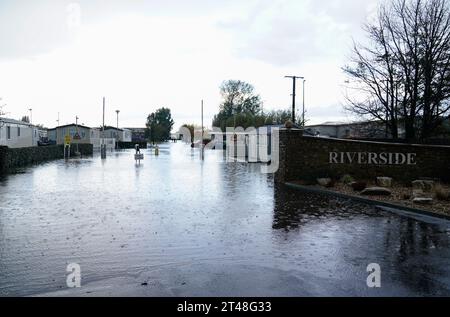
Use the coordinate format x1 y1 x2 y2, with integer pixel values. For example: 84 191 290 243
340 174 354 185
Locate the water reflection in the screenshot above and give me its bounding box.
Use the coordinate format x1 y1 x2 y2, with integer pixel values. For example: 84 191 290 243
273 184 450 296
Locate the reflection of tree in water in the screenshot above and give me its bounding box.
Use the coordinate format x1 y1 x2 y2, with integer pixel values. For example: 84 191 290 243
383 215 450 295
272 184 383 231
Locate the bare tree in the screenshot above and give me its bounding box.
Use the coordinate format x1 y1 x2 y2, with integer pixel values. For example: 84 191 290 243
344 0 450 140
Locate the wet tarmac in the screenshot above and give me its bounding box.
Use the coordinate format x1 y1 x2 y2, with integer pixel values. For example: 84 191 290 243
0 142 449 296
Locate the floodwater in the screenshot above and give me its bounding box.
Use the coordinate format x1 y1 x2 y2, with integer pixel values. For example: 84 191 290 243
0 142 449 297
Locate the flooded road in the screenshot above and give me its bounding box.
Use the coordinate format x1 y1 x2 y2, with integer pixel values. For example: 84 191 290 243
0 142 449 296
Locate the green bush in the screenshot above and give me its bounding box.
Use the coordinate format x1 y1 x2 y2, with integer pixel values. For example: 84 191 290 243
340 174 355 185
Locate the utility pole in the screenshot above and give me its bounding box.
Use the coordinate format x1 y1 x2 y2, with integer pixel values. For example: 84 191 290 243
285 75 304 124
116 110 120 130
101 97 106 159
75 115 79 154
201 100 204 160
28 108 33 124
115 109 120 149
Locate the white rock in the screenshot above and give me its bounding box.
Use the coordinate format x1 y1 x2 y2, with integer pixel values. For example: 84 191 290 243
413 197 434 205
360 187 392 196
376 177 393 187
317 178 332 187
412 180 435 191
413 190 425 199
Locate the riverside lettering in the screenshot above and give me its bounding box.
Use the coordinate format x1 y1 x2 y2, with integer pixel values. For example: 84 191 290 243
329 152 417 165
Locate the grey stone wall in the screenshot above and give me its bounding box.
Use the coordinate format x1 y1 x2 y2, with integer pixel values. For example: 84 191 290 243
276 129 450 184
0 144 93 174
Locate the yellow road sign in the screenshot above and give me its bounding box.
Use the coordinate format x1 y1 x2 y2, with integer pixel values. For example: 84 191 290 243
64 135 71 145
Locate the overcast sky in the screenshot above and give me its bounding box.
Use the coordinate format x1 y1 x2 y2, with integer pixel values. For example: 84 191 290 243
0 0 381 129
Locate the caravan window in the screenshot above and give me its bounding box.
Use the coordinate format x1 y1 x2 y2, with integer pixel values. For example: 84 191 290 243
7 126 11 139
18 127 21 137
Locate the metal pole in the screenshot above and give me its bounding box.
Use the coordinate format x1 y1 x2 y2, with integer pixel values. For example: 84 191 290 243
302 80 306 127
76 115 79 154
201 100 204 160
103 98 105 132
101 97 106 159
28 108 32 124
115 109 120 149
285 76 304 125
292 78 296 124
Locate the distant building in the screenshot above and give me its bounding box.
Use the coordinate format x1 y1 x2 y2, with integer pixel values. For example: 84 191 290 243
305 121 403 139
48 124 94 145
48 124 117 151
125 127 147 142
210 125 286 161
102 127 132 142
0 117 39 148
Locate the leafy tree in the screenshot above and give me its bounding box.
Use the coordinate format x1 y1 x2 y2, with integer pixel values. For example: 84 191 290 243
212 80 263 130
263 109 305 126
21 116 30 123
145 107 174 143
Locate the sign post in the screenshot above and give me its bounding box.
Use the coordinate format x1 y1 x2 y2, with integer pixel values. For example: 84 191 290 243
64 135 71 159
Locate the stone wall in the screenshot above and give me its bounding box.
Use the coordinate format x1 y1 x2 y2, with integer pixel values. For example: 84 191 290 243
276 129 450 184
0 144 93 174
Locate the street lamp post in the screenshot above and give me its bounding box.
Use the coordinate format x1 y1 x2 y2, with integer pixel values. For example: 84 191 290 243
28 108 32 124
115 110 120 149
75 115 79 155
101 97 106 159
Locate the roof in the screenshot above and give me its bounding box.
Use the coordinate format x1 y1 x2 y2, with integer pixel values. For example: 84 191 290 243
0 117 36 127
305 120 380 128
50 123 92 130
124 127 146 132
103 126 131 132
210 125 288 135
306 121 350 127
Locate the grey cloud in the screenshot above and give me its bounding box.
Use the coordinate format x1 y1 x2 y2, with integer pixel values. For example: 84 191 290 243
218 0 379 66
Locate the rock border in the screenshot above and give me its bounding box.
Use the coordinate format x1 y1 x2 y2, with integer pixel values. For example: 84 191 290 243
285 182 450 221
